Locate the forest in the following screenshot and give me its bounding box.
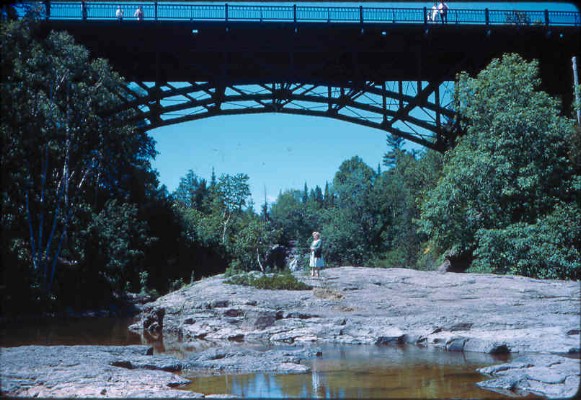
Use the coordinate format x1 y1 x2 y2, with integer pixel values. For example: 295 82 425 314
1 14 580 315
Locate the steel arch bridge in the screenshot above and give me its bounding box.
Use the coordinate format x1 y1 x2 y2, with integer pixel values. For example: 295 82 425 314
35 2 581 151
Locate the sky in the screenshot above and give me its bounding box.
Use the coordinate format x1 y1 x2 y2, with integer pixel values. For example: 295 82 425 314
148 1 579 207
151 113 390 206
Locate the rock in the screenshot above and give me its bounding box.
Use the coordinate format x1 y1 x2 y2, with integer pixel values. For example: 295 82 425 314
243 311 277 330
446 337 467 352
463 339 512 354
449 322 473 331
285 312 318 319
211 300 229 308
266 244 288 270
141 306 165 333
402 333 425 345
489 344 511 354
375 335 405 345
477 355 580 398
0 345 200 398
224 309 243 317
183 346 311 375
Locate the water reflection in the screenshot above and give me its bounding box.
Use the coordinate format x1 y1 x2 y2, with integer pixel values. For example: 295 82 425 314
0 317 142 347
1 319 537 398
181 344 529 399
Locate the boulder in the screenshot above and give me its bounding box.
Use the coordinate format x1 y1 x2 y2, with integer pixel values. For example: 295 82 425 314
266 244 289 270
142 306 165 333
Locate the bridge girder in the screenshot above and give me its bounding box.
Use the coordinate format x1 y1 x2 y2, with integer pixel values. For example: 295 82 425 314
118 79 456 151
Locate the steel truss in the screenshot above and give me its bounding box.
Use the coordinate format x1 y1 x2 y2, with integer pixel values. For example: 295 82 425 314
118 79 456 151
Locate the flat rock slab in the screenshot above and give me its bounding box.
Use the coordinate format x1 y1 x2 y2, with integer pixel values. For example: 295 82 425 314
138 267 580 354
183 345 313 375
0 345 201 398
131 267 581 398
477 354 581 399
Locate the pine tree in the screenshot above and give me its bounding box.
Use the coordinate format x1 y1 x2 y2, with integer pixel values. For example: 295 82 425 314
383 134 405 169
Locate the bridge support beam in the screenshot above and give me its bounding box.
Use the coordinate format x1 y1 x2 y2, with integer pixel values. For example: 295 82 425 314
119 80 456 151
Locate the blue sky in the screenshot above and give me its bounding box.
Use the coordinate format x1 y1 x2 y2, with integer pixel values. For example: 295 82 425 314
151 113 391 206
149 1 579 207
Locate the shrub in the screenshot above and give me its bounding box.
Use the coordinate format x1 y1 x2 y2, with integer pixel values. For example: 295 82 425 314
225 270 312 290
472 204 580 280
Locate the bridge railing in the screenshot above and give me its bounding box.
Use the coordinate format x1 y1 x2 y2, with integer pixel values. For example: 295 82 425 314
28 2 581 26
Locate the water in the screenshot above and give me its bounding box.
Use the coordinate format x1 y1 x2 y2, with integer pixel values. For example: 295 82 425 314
0 317 539 398
0 317 143 347
179 344 530 398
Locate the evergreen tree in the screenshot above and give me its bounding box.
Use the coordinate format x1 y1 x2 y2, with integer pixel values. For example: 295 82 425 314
383 134 406 169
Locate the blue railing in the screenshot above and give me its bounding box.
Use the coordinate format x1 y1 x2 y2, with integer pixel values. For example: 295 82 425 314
25 2 581 26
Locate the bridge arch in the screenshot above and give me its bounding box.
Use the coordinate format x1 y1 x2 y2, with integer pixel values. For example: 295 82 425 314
120 80 456 151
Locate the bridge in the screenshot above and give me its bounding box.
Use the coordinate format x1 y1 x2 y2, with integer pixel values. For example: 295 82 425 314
31 1 581 150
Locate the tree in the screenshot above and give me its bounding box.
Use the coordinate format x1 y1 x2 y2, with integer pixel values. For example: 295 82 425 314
173 170 209 211
270 189 309 243
228 213 281 272
371 149 443 267
383 133 406 169
216 173 251 244
323 156 379 264
1 18 155 306
473 203 580 279
418 53 579 277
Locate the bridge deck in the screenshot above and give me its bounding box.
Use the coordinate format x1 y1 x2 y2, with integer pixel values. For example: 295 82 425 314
33 2 581 26
45 19 580 88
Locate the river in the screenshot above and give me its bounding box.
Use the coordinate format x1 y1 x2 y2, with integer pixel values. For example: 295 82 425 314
0 316 542 398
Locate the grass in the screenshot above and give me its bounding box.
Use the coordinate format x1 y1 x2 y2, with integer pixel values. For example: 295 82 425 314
225 271 312 291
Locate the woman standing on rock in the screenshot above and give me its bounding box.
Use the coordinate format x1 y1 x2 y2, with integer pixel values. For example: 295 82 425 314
309 232 325 277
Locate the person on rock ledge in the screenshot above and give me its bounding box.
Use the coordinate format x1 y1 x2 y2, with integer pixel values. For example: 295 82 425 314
309 231 325 278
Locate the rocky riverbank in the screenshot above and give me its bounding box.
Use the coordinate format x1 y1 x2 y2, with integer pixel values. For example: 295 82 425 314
1 267 579 398
131 267 580 398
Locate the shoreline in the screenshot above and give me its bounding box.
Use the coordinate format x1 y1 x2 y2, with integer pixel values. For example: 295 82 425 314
1 267 579 398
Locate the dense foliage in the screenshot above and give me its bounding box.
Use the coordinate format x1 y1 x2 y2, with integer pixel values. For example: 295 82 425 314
1 17 158 311
172 170 281 274
269 152 443 268
418 53 580 279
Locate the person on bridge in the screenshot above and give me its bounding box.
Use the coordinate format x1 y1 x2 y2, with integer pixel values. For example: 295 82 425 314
44 0 50 20
309 232 325 278
116 5 124 21
429 2 439 23
81 1 87 20
134 6 144 21
438 1 449 24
